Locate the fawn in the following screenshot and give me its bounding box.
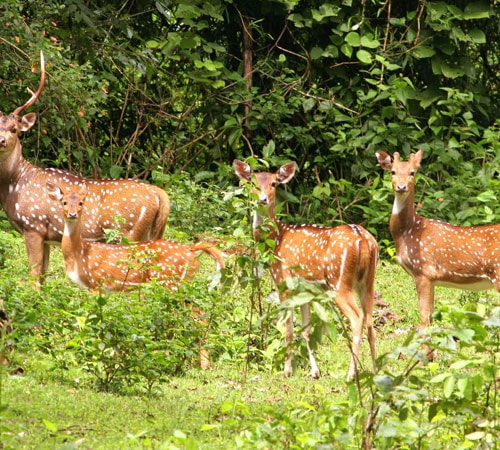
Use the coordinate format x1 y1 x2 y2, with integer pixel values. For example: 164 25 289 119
47 181 224 369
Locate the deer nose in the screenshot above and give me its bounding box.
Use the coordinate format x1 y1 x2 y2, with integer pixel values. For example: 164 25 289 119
395 183 407 193
68 212 78 219
0 136 6 147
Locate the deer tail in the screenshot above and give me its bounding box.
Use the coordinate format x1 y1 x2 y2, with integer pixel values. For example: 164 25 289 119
192 242 225 271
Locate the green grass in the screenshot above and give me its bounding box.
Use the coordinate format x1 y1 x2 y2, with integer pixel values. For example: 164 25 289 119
1 227 499 449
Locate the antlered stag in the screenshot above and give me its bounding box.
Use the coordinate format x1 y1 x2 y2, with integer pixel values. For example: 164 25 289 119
0 52 169 283
234 160 378 380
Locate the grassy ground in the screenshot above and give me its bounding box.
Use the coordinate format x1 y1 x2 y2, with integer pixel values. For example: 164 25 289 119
1 227 499 449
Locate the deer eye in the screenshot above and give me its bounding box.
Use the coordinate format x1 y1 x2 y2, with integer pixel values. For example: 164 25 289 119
409 170 415 176
271 182 277 188
391 170 396 176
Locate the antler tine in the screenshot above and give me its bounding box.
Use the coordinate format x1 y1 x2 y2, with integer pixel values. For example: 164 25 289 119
13 51 46 117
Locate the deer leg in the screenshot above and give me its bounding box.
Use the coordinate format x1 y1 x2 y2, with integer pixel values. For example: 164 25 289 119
335 294 364 381
415 276 435 360
492 270 500 292
300 303 320 379
415 276 435 328
283 305 294 377
199 346 210 370
360 287 377 373
24 232 47 285
42 242 51 276
348 314 364 381
190 304 210 370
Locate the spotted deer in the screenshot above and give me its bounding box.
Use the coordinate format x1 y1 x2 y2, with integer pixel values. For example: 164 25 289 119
47 181 225 369
376 149 500 352
234 160 378 380
0 52 170 283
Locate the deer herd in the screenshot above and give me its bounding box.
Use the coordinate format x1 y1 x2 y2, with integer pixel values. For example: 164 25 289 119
1 52 498 380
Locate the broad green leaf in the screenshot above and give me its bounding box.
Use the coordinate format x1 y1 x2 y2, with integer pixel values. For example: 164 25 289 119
476 190 497 202
173 429 187 439
302 97 316 112
443 375 455 398
448 137 460 148
212 79 225 88
180 36 199 50
439 61 467 79
466 431 486 440
43 420 58 433
413 46 436 59
286 292 315 307
310 46 324 60
312 301 329 322
323 44 339 58
311 4 340 22
457 377 472 400
289 13 306 28
360 35 380 48
262 140 275 158
356 49 372 64
430 372 450 383
340 43 352 58
146 40 159 49
464 2 491 19
345 31 360 47
109 165 123 179
468 29 486 43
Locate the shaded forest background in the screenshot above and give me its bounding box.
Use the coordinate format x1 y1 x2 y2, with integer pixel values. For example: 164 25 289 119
0 0 498 246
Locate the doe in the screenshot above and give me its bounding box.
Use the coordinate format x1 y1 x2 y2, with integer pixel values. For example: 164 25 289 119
47 182 225 369
234 160 378 380
376 149 500 351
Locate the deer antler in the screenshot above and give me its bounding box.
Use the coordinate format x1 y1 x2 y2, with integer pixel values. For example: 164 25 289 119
13 51 46 117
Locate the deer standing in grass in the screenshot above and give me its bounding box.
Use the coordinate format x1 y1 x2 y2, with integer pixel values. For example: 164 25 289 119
376 149 500 352
234 160 378 380
47 181 225 369
0 52 170 283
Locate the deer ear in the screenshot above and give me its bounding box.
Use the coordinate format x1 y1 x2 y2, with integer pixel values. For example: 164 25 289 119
233 159 252 182
375 151 393 170
277 162 296 184
414 148 424 166
79 183 89 196
19 113 37 132
46 182 63 201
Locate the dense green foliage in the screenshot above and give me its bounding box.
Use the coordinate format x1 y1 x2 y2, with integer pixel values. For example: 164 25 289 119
0 0 498 246
1 2 500 448
1 215 499 448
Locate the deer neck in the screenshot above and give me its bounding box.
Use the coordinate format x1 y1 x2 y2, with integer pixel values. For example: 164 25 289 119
61 218 87 280
252 202 279 243
0 141 26 189
389 189 419 238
